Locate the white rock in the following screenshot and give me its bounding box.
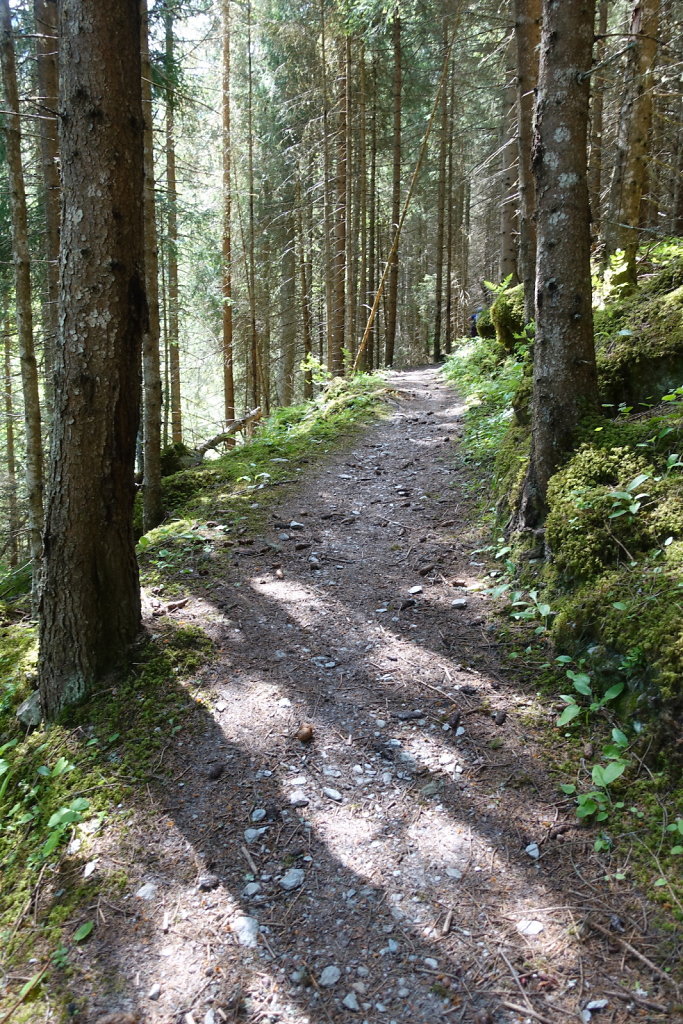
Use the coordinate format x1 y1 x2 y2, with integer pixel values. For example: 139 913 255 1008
16 691 42 728
451 598 468 609
424 957 439 969
204 1010 216 1024
446 867 462 880
323 787 342 802
244 827 267 843
280 868 304 891
586 999 609 1011
319 965 341 987
232 915 260 947
251 808 267 822
148 982 161 1000
289 790 309 807
342 992 360 1011
136 882 158 900
516 919 544 936
525 842 540 859
408 585 423 595
243 882 261 898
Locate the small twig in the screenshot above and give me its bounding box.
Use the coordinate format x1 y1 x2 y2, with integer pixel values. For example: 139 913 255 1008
499 949 534 1011
240 844 259 876
0 964 50 1024
586 918 681 993
499 1000 556 1024
605 988 670 1013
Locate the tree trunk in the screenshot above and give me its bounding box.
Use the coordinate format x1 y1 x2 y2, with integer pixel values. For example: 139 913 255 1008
499 36 519 285
279 202 297 406
433 25 449 362
247 0 259 408
384 12 401 367
514 0 541 320
444 68 455 354
33 0 59 421
357 41 368 366
221 0 235 425
605 0 660 284
329 39 346 375
3 308 19 567
517 0 599 528
140 0 163 532
320 0 334 372
367 54 378 370
165 8 182 441
40 0 145 718
0 0 44 578
588 0 609 239
297 183 313 399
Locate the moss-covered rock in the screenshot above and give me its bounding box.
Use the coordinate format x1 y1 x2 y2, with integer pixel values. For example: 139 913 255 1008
596 280 683 409
490 283 527 353
476 305 496 340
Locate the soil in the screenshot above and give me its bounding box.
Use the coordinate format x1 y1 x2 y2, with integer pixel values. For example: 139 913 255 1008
68 369 680 1024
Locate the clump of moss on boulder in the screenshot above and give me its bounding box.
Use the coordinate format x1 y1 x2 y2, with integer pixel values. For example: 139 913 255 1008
490 283 527 353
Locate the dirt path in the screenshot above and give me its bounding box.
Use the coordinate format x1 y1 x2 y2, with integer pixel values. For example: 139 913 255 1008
85 369 677 1024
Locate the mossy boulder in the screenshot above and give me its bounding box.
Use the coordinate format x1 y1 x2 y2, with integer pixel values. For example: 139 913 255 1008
160 442 202 477
490 283 527 353
476 306 496 340
596 278 683 409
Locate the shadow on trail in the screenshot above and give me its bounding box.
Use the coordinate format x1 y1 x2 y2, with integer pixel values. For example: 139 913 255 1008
61 369 674 1023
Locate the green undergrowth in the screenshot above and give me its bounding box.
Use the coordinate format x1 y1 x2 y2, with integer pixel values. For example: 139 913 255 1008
443 239 683 924
0 621 213 1020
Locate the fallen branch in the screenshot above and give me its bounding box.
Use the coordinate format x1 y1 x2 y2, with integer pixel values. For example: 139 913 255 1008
196 407 262 456
586 918 681 993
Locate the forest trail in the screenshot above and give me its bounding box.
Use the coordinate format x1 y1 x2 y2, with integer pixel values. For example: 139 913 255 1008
84 368 676 1024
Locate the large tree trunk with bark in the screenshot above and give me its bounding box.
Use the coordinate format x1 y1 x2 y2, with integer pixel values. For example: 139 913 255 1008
499 36 519 286
33 0 59 420
514 0 541 321
588 0 608 240
605 0 660 284
140 0 163 532
384 13 401 367
0 0 44 578
221 0 235 425
516 0 599 529
165 8 182 441
39 0 145 719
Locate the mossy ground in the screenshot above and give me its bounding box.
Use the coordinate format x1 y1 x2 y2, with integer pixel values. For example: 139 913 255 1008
443 238 683 923
0 372 389 1020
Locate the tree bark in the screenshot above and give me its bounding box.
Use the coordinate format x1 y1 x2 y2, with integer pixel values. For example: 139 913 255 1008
39 0 145 718
433 24 449 362
3 306 19 567
165 8 182 441
517 0 599 528
500 35 519 285
329 38 346 375
140 0 163 532
221 0 235 425
0 0 44 578
605 0 660 284
384 12 401 367
33 0 59 421
247 0 260 408
514 0 541 321
588 0 609 240
279 201 297 405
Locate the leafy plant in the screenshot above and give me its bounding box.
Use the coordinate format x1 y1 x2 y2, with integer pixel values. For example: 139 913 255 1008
608 472 650 519
557 668 624 727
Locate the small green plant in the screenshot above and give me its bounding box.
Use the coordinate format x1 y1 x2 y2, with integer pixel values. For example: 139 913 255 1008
559 727 630 823
607 472 650 519
556 667 624 726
